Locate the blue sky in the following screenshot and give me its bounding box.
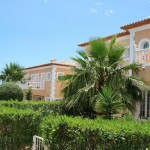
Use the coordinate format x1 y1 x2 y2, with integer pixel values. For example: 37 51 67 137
0 0 150 70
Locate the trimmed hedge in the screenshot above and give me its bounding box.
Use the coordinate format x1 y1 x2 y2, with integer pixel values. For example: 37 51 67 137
0 100 63 116
40 115 150 150
0 82 23 101
0 107 41 150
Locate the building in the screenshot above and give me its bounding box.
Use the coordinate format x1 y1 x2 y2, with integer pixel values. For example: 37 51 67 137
78 18 150 119
21 59 76 101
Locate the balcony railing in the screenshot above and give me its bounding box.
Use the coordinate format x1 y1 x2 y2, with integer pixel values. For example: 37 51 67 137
135 48 150 66
20 82 45 90
30 82 45 90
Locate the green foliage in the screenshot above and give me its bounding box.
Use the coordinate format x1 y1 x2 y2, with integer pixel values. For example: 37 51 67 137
95 86 124 119
0 101 64 149
0 107 41 150
41 115 150 150
0 100 63 116
25 87 33 100
0 62 26 83
61 37 145 116
123 112 133 121
0 82 23 101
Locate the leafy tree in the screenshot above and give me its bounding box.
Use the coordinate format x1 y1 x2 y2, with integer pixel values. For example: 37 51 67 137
61 37 145 117
95 86 124 119
0 62 26 83
0 82 23 101
25 87 33 100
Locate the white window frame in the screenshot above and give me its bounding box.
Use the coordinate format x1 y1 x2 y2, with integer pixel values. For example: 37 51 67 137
138 38 150 50
57 72 64 81
35 73 39 82
41 73 45 82
31 74 34 82
46 72 51 81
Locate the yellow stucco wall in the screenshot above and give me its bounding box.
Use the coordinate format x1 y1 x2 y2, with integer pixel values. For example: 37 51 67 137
135 28 150 45
25 67 52 99
24 65 74 100
55 66 74 98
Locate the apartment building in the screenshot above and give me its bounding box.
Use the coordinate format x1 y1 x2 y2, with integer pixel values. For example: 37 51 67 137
78 18 150 118
21 59 76 101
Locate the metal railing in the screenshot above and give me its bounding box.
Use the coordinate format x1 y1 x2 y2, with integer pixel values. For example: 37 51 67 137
33 135 44 150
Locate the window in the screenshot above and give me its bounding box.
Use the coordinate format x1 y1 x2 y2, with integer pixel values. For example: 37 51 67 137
35 74 39 82
140 92 145 117
147 92 150 117
57 72 64 80
41 73 45 82
144 42 149 49
46 72 51 81
140 91 150 118
138 38 150 49
31 74 34 82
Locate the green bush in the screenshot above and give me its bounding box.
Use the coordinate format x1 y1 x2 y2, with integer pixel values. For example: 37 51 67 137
40 115 150 150
0 100 63 116
0 82 23 101
0 107 41 150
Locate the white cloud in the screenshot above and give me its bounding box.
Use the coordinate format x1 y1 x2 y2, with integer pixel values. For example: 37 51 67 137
88 1 102 14
95 2 102 6
89 8 98 14
105 10 114 16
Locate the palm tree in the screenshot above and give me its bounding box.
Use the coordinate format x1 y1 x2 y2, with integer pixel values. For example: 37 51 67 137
0 62 26 83
95 86 124 120
61 37 146 117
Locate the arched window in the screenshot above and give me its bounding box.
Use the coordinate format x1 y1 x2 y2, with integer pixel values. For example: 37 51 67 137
138 38 150 50
143 42 149 49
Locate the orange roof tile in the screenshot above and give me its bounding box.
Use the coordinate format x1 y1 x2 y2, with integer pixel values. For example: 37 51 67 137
121 18 150 30
78 31 129 47
24 61 76 70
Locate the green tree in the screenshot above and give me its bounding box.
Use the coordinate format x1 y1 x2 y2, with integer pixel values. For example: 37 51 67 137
95 86 124 120
0 82 23 101
61 37 145 117
0 62 26 83
25 87 33 100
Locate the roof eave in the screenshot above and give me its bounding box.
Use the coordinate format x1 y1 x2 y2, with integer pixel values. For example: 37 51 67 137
78 31 130 47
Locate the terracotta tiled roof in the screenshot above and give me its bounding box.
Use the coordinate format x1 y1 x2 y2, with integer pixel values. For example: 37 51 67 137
78 18 150 47
24 60 76 70
121 18 150 30
78 31 129 47
25 63 50 70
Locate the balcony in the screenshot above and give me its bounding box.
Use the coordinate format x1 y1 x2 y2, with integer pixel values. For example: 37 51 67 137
135 48 150 66
20 82 45 90
30 82 45 90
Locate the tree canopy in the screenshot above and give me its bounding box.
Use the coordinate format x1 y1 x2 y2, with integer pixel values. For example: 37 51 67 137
0 62 26 83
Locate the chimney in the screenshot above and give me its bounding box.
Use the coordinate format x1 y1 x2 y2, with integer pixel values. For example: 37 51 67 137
50 58 56 63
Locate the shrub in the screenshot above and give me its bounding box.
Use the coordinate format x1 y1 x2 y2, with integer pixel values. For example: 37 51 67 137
0 100 63 116
0 82 23 101
0 107 41 150
40 115 150 149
